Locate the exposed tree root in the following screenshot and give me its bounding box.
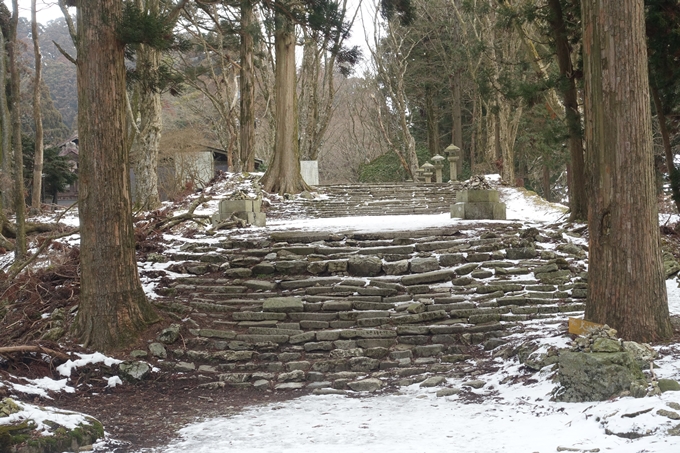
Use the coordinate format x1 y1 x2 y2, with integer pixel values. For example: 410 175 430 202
6 228 79 279
0 345 71 362
151 194 212 232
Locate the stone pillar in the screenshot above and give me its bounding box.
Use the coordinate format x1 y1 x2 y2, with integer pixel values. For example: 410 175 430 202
444 144 461 182
415 168 425 182
421 162 434 183
300 160 319 186
431 154 445 183
450 189 506 220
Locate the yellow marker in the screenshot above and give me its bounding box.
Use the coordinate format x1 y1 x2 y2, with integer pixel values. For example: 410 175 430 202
568 317 603 336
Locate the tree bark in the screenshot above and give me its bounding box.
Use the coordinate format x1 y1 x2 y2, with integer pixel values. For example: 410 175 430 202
582 0 672 342
260 3 309 194
240 0 256 172
449 72 462 150
651 83 680 213
73 0 158 351
425 88 440 157
0 25 11 212
129 0 162 211
9 0 26 260
547 0 587 221
30 0 44 210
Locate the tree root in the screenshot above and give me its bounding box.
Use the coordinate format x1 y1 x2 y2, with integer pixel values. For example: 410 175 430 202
0 345 71 362
5 228 79 279
0 232 12 251
2 219 59 238
153 194 212 231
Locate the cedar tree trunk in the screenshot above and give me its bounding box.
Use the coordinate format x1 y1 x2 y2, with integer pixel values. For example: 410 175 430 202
582 0 672 341
0 25 12 213
240 0 256 172
9 0 25 259
260 3 310 195
30 0 44 209
131 43 163 211
73 0 158 350
547 0 587 221
651 84 680 213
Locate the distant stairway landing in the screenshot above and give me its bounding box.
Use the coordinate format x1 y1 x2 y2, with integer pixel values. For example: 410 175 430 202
266 182 462 220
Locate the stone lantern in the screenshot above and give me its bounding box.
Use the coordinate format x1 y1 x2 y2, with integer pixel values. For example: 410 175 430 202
444 144 461 182
431 154 445 183
421 162 434 183
415 167 425 182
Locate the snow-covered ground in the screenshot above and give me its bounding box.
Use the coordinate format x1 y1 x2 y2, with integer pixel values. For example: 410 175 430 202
142 183 680 453
152 280 680 453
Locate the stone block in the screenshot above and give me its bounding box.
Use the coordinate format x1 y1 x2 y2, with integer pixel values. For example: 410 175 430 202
220 199 253 215
286 361 312 371
316 330 341 341
348 255 383 277
323 301 353 311
233 312 287 321
233 211 266 227
384 260 410 275
506 247 538 260
307 261 328 274
396 325 430 335
415 344 444 357
439 254 465 266
456 189 500 203
398 336 429 345
401 269 454 286
289 332 316 344
333 340 357 349
348 357 381 372
410 257 440 273
327 260 349 272
347 378 382 392
236 334 289 344
356 339 396 349
556 351 646 402
451 201 506 220
252 262 276 274
300 320 329 329
304 341 334 352
275 261 309 275
263 297 304 313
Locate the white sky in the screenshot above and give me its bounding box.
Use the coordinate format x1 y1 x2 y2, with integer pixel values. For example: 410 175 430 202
15 0 67 23
14 0 373 53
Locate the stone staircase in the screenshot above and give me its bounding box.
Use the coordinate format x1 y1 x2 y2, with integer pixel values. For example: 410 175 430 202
265 182 462 219
144 214 589 392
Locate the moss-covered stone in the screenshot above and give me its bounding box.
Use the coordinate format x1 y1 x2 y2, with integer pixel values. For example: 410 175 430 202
659 379 680 392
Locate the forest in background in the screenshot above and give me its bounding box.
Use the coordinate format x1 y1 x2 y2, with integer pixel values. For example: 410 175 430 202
6 0 680 204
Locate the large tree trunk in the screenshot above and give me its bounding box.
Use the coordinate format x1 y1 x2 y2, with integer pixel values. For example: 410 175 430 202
30 0 44 210
425 88 440 157
130 0 162 211
651 84 680 213
260 4 309 195
547 0 587 221
498 99 521 184
130 49 162 210
9 0 25 260
240 0 256 172
582 0 672 342
0 26 12 213
73 0 158 351
449 72 462 150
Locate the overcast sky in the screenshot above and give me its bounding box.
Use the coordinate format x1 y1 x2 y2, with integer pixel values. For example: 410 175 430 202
14 0 374 69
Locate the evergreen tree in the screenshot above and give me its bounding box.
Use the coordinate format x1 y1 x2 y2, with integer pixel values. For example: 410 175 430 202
582 0 672 342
